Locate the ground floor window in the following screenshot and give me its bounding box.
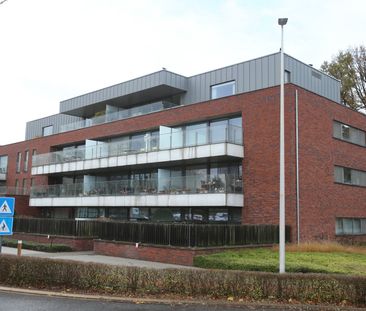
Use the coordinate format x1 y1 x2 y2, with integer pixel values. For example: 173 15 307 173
76 207 105 219
74 206 241 223
336 218 366 235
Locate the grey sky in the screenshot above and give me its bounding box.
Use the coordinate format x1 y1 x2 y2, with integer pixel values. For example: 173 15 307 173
0 0 365 145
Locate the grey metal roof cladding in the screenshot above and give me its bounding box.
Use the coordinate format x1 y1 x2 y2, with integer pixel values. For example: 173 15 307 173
59 70 188 117
59 52 340 117
25 114 83 140
25 52 341 140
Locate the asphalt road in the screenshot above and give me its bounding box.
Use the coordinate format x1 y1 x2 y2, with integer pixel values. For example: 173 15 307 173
0 291 314 311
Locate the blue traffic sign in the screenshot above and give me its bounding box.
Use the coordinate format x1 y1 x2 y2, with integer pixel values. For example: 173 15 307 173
0 197 15 216
0 217 13 235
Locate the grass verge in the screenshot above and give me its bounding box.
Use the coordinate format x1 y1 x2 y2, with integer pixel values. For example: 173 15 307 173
193 243 366 275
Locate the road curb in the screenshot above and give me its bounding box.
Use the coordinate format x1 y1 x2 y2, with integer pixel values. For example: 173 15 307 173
0 285 362 310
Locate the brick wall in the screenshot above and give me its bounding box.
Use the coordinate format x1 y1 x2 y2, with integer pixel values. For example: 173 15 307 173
12 233 94 251
93 240 273 266
1 84 365 242
13 195 41 217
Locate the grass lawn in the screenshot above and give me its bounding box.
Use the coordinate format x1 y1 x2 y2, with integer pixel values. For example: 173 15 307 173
194 243 366 275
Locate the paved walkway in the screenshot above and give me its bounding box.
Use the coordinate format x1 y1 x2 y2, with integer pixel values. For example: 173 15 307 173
0 247 196 269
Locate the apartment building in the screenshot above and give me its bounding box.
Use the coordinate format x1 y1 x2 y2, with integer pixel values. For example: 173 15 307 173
0 52 365 242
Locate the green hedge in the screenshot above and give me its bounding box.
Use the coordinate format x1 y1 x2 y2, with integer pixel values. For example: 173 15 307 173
2 239 72 252
0 255 365 306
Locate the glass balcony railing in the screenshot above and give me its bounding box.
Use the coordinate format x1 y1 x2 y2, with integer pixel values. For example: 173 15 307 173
59 101 179 133
32 124 243 167
30 174 242 198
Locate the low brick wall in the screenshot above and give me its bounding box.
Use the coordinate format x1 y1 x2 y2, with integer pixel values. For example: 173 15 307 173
12 233 95 251
94 240 271 266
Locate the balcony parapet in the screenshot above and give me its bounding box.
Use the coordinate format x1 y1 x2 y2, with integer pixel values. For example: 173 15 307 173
32 125 243 175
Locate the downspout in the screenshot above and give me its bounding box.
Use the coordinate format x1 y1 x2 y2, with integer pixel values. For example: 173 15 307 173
295 90 300 244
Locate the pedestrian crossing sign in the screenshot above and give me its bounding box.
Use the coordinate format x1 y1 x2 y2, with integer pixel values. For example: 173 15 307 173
0 217 13 235
0 197 15 216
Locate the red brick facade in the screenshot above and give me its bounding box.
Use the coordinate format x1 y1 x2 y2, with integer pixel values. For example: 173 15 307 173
1 84 365 242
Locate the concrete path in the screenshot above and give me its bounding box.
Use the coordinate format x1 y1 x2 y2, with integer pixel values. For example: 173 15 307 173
0 246 196 269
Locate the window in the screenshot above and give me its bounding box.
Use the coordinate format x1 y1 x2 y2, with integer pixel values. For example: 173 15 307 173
341 125 350 140
76 207 105 219
284 70 291 83
130 133 145 152
22 179 27 195
185 122 208 146
0 155 8 174
211 81 235 99
336 218 366 235
210 120 228 143
333 121 366 146
334 166 366 187
24 150 29 172
42 125 53 136
15 179 19 195
16 152 22 173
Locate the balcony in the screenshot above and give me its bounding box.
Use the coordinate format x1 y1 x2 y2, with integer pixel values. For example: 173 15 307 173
29 174 243 208
59 101 179 134
32 125 243 175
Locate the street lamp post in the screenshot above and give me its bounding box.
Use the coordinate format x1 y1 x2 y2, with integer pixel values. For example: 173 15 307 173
278 17 288 274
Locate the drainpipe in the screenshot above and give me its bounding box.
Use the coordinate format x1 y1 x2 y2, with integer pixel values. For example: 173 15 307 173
295 90 300 244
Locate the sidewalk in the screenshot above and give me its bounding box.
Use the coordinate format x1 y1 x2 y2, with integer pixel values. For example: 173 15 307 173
0 246 196 269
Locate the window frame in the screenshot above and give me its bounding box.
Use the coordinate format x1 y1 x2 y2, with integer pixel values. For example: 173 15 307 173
42 125 53 137
16 152 22 173
336 218 366 235
210 80 236 100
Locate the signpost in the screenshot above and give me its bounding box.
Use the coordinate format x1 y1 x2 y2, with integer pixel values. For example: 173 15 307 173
0 197 15 253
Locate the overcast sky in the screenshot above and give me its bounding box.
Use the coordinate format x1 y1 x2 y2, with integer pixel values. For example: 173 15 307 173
0 0 365 145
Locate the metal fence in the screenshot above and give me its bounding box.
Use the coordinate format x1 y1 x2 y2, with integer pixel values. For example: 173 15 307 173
13 217 290 247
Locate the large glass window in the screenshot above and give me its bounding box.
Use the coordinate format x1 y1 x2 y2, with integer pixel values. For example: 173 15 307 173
211 81 235 99
185 123 208 146
171 127 183 148
229 117 243 144
130 207 149 221
334 166 366 187
130 133 146 152
336 218 366 235
76 207 105 219
186 165 208 193
108 208 128 220
333 121 366 146
210 120 228 143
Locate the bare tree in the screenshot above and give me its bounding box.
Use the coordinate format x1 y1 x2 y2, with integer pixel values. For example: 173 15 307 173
321 45 366 111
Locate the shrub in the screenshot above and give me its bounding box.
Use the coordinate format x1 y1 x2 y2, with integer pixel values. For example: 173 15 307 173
2 239 72 252
0 255 365 307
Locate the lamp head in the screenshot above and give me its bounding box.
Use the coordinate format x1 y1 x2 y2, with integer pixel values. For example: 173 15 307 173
278 18 288 26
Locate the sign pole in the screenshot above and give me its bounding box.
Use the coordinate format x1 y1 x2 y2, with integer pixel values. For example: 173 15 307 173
0 236 2 253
